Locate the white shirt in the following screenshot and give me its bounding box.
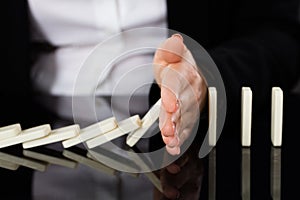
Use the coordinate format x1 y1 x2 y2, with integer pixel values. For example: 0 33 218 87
29 0 167 96
28 2 167 199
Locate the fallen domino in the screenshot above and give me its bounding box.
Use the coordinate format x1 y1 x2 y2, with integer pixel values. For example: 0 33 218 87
23 124 80 149
86 115 141 148
0 124 51 148
62 117 117 148
126 99 161 147
0 123 21 140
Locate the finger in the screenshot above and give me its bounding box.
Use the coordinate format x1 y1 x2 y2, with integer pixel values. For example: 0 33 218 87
171 103 181 125
163 135 179 148
161 85 178 113
166 145 180 155
159 110 175 138
178 129 191 146
176 112 197 147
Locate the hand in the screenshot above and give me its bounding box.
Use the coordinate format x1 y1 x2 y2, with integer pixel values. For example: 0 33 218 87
153 34 207 155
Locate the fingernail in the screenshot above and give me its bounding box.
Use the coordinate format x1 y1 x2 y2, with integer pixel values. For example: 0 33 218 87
172 34 183 41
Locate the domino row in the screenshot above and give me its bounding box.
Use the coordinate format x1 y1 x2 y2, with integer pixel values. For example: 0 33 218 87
0 98 161 150
208 86 283 147
0 86 283 151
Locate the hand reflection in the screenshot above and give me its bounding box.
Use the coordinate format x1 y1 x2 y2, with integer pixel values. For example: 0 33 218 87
153 148 204 200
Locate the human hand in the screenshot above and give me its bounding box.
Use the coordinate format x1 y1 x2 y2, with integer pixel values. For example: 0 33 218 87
153 34 207 155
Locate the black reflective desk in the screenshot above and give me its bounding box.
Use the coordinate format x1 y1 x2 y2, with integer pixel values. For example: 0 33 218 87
0 94 299 200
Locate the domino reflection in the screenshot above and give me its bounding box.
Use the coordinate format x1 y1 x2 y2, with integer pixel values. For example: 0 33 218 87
241 148 251 200
271 147 281 200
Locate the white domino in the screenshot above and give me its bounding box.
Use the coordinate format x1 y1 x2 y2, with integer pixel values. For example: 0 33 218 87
126 99 161 147
0 159 19 170
63 149 116 176
23 124 80 149
62 117 117 148
23 149 78 169
0 124 21 140
271 87 283 146
0 124 51 148
208 87 217 146
86 115 141 149
0 151 47 172
241 87 252 147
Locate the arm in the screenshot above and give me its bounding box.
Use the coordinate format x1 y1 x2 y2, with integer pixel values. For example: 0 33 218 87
154 0 300 154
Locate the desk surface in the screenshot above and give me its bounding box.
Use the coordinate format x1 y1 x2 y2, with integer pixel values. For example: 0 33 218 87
0 94 299 200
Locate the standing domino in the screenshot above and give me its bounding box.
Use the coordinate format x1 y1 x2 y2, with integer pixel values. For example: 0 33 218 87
241 87 252 147
0 124 51 148
208 87 217 146
271 87 283 146
86 115 141 148
126 99 161 147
